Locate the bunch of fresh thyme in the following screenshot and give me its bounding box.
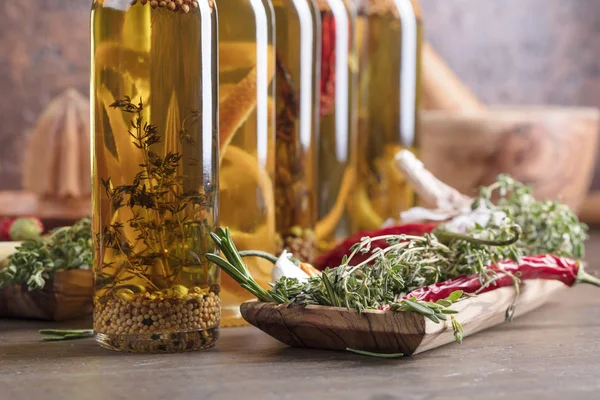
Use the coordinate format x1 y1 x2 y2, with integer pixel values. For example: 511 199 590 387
209 227 470 343
474 174 587 259
0 218 92 290
207 175 588 348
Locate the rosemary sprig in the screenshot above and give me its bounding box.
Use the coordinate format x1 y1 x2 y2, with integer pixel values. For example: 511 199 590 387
206 227 286 303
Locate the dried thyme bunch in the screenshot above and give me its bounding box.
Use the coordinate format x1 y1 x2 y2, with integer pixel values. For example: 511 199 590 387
97 96 214 294
0 218 92 290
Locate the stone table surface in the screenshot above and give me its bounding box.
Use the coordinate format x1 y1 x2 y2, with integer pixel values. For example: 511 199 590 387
2 233 600 400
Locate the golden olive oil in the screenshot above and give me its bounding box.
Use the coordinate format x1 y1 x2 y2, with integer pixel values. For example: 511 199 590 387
272 0 320 262
350 0 423 232
217 0 276 326
91 0 219 352
314 0 358 251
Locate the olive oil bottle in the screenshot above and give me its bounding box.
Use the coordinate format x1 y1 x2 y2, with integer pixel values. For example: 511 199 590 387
91 0 219 352
272 0 321 263
314 0 358 251
350 0 423 232
216 0 276 327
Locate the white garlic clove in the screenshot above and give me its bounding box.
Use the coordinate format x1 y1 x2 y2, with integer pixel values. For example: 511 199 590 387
271 250 310 283
442 206 508 234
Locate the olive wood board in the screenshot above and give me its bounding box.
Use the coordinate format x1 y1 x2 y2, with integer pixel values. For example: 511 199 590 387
0 269 93 321
240 279 566 355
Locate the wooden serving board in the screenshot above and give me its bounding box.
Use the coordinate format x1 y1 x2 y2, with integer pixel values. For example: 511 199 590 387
241 279 567 355
0 270 93 321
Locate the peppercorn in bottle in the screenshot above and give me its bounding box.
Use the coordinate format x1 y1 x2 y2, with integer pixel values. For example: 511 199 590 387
216 0 277 327
272 0 321 263
91 0 220 352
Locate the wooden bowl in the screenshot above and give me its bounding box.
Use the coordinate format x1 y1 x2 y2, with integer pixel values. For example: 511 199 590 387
241 279 566 355
421 107 600 211
0 269 93 321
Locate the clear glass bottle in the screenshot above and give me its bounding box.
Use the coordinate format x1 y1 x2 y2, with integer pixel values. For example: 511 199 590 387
217 0 276 327
314 0 358 251
91 0 220 352
350 0 422 232
272 0 320 263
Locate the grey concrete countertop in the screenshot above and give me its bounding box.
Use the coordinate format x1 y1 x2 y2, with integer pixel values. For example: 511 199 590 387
2 233 600 400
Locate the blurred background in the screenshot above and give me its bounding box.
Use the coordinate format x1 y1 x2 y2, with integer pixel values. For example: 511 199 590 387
1 0 599 199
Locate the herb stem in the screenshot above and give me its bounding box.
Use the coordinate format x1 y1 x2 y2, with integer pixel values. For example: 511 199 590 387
346 348 405 359
39 329 94 341
434 224 522 247
576 264 600 287
114 238 160 291
137 107 170 279
238 250 279 264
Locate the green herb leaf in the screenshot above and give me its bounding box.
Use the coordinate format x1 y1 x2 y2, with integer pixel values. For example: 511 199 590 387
448 290 463 303
0 218 92 291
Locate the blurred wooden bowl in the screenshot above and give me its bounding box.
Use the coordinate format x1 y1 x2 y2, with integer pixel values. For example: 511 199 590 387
421 107 600 211
1 241 93 321
0 270 93 321
241 280 566 355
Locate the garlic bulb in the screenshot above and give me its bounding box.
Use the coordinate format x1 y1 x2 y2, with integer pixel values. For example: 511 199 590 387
396 150 473 225
271 250 310 283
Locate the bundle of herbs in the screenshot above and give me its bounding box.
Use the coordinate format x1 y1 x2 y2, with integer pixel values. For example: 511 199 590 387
208 175 593 347
0 217 92 291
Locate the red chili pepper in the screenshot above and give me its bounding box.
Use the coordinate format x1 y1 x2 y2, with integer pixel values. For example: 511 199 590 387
402 255 600 303
314 223 437 270
319 12 337 117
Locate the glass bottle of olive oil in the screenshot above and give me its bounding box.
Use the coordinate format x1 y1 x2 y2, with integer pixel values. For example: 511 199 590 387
272 0 321 263
91 0 219 352
314 0 358 252
216 0 276 327
350 0 423 232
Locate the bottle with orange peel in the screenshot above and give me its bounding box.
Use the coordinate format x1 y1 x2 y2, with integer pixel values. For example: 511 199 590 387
216 0 277 327
348 0 423 233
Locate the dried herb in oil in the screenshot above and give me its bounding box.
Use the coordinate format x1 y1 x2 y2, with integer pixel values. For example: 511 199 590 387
96 96 215 297
274 56 316 261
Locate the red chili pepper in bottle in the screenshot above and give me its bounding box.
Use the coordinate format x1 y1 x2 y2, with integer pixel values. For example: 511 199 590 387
314 223 437 270
319 12 337 118
402 255 600 303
